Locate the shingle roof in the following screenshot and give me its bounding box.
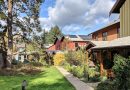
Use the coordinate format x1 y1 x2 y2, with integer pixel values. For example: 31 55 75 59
91 36 130 49
79 35 92 40
90 20 120 34
65 35 91 41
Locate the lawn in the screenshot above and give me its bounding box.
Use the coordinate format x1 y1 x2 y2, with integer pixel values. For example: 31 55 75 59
0 66 75 90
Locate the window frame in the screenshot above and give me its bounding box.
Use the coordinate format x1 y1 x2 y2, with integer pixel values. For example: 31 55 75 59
102 32 108 41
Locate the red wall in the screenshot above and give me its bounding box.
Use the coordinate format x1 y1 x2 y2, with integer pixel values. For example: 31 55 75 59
67 41 87 50
48 38 88 51
48 45 56 50
55 40 61 50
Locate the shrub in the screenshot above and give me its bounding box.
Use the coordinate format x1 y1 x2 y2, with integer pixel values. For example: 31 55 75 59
29 62 43 67
64 50 86 66
97 55 130 90
53 53 65 66
112 55 130 90
96 81 117 90
83 65 100 82
71 66 84 78
63 63 72 72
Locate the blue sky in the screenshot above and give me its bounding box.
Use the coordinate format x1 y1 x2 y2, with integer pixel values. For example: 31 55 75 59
39 0 119 35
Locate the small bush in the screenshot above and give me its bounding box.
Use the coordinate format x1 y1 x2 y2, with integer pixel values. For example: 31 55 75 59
53 53 65 66
63 63 72 72
0 64 43 76
71 66 84 78
29 62 43 67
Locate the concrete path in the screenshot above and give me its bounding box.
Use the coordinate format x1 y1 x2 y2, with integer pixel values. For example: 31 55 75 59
56 66 94 90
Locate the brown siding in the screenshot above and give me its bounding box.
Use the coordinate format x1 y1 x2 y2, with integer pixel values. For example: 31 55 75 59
92 23 119 41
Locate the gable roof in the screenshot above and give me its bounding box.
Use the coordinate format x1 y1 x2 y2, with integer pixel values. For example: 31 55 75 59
91 20 120 34
110 0 126 15
79 35 92 40
65 35 91 41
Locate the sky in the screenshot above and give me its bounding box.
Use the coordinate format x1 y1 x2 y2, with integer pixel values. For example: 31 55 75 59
39 0 119 35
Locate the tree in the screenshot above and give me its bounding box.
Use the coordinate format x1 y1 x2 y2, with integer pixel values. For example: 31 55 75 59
41 25 63 44
0 0 44 68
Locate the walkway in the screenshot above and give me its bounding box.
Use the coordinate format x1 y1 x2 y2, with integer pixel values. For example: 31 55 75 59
56 66 94 90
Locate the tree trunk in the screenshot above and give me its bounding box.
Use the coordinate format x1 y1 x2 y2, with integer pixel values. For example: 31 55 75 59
2 0 13 68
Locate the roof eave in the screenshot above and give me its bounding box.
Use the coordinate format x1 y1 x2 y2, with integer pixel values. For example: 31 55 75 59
91 45 130 50
109 0 126 15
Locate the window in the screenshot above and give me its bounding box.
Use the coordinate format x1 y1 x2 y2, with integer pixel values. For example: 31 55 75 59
95 34 98 41
117 28 120 38
75 43 78 47
102 32 107 41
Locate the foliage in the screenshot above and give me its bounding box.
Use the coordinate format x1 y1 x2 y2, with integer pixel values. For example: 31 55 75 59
112 54 130 90
0 0 44 68
29 62 43 67
0 0 43 32
64 50 86 66
63 62 73 72
96 80 117 90
0 64 42 76
41 25 63 44
97 55 130 90
71 66 84 78
83 65 100 82
53 53 65 66
63 63 100 82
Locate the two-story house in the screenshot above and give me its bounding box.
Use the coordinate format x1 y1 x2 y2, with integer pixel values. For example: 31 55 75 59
92 20 120 41
86 0 130 77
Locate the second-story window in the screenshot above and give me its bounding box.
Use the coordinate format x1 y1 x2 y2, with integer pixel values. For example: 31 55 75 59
102 32 107 41
95 34 98 41
75 43 78 48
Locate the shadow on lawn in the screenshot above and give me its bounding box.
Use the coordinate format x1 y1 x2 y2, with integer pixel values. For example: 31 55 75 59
28 78 75 90
0 67 75 90
11 76 75 90
0 71 47 90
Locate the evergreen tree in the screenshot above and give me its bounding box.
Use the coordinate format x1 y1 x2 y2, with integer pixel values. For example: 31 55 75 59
41 25 63 44
0 0 44 68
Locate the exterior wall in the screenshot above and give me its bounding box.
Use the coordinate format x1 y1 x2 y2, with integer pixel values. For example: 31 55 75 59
48 45 56 50
67 41 87 50
92 23 120 41
68 41 75 50
77 41 87 47
55 40 61 50
120 0 130 37
61 38 87 51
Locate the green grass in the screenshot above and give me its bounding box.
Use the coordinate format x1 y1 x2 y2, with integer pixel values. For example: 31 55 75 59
0 66 75 90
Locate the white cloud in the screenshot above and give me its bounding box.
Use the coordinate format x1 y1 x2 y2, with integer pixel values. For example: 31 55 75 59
40 0 118 34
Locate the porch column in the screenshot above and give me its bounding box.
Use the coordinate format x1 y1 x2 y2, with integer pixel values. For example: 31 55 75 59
86 51 88 65
99 51 104 76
